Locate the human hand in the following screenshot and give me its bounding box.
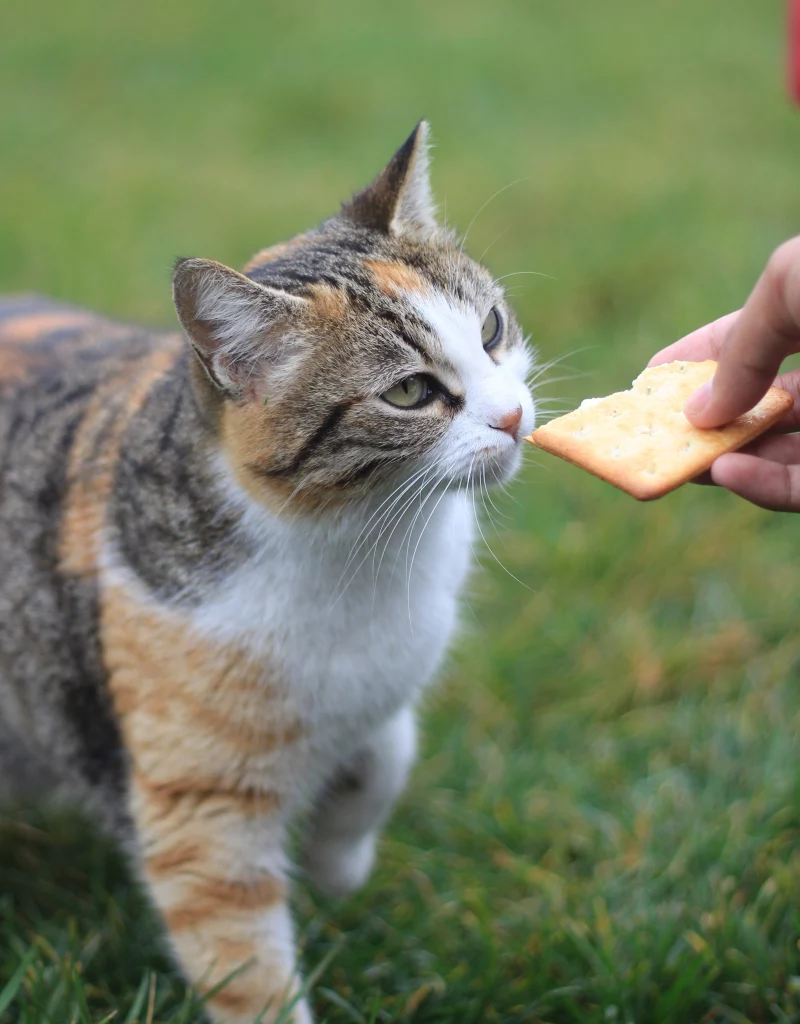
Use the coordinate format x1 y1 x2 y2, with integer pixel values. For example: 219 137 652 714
649 238 800 511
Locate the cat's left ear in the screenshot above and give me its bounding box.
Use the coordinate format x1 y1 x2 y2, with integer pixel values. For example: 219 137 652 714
172 258 307 400
340 120 437 240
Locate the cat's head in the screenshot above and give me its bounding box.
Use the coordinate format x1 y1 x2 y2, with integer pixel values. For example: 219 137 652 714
173 122 535 514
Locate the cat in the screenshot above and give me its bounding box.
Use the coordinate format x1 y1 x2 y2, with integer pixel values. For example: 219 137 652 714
0 122 535 1022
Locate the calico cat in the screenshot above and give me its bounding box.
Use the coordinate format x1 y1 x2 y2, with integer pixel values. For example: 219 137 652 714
0 123 535 1022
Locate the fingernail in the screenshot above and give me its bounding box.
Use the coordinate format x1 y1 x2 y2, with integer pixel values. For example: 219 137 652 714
684 380 712 417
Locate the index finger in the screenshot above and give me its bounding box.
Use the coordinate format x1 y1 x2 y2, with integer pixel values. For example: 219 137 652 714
690 241 800 427
647 311 740 368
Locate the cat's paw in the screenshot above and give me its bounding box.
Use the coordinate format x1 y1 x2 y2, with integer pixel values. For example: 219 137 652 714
303 831 377 898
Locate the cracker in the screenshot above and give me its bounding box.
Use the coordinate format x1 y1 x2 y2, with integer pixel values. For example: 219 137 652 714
524 360 793 501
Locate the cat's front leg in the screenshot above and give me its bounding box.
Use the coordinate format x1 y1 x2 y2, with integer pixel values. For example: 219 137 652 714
303 705 417 898
130 776 311 1024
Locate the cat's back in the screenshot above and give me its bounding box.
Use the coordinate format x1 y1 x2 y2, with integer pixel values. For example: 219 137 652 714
0 294 182 546
0 295 182 815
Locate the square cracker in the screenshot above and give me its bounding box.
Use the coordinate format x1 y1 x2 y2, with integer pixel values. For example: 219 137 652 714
525 360 793 501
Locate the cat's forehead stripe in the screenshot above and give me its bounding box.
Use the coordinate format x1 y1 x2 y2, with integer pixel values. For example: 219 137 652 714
308 283 348 321
363 260 428 298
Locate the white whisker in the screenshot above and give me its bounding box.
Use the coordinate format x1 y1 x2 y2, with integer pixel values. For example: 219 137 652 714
494 269 556 283
477 227 510 265
371 458 445 597
406 468 458 632
327 463 435 607
458 177 531 259
471 473 531 590
481 463 510 522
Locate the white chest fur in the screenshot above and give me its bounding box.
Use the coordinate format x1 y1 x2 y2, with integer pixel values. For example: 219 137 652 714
190 490 474 762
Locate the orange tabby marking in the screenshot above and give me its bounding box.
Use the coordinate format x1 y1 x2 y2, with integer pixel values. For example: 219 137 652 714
59 345 181 575
0 312 93 343
101 581 305 1022
243 235 310 272
309 282 348 321
365 259 428 297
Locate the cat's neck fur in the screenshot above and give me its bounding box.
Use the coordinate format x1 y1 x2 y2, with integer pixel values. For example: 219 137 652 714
108 347 473 624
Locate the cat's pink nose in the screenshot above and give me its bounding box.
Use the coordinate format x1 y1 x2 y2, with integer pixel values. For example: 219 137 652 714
491 406 523 439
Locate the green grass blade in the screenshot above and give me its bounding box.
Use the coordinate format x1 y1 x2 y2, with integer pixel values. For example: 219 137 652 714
0 945 37 1016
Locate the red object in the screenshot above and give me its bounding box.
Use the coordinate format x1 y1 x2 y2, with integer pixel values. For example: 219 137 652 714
791 0 800 103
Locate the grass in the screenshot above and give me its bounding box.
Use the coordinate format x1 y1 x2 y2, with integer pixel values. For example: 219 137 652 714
2 0 800 1020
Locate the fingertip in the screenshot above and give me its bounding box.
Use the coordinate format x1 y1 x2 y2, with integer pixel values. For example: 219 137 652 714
708 452 800 512
707 452 741 489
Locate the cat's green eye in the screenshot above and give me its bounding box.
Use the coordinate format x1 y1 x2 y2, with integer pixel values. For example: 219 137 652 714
382 375 433 409
481 307 502 350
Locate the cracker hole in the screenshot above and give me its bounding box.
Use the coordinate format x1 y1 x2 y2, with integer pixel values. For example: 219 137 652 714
610 446 622 459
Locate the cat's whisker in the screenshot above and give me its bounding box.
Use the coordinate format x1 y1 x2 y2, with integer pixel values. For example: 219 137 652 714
332 460 444 608
405 466 457 632
327 482 429 608
495 478 521 507
481 463 511 522
274 469 321 516
470 475 531 590
537 405 573 417
522 451 555 473
478 464 494 532
455 456 484 584
458 177 531 260
494 269 556 283
336 462 434 579
339 482 429 588
393 464 447 584
526 347 594 387
395 475 446 598
477 227 510 265
532 372 589 392
370 457 446 596
399 462 452 581
483 466 514 553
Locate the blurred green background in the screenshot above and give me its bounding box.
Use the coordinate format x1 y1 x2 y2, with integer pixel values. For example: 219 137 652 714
2 1 800 1021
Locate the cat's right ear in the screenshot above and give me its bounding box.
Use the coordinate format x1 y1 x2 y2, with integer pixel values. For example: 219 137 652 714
172 258 307 400
340 121 438 240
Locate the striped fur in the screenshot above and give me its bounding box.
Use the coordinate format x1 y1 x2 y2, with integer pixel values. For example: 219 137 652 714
0 123 535 1022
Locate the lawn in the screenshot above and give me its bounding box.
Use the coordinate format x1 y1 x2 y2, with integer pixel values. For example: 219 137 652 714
2 1 800 1021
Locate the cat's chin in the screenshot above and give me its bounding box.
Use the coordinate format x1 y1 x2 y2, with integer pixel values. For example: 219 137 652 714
448 444 523 491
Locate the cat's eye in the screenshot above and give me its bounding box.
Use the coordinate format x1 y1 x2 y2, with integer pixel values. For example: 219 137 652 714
382 375 435 409
481 307 502 351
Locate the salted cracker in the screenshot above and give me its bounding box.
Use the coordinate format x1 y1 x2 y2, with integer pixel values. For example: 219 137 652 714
525 360 793 501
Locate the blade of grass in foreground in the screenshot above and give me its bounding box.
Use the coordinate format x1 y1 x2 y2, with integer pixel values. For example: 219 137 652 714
0 945 37 1016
